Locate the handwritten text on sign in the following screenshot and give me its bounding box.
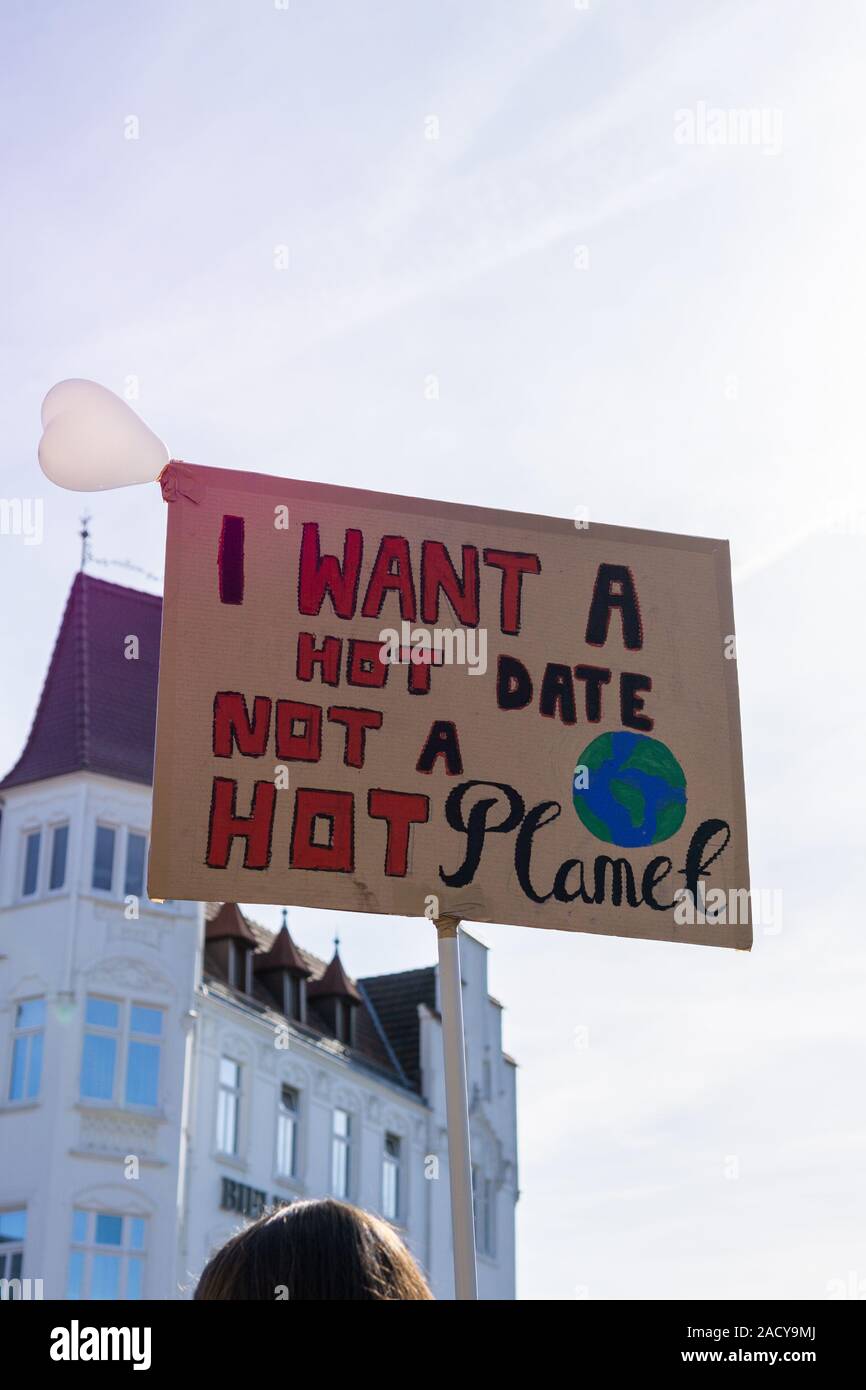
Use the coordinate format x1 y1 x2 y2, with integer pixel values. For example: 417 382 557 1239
149 467 750 949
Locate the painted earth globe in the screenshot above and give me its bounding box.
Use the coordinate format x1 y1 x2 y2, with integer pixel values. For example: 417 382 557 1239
572 730 687 848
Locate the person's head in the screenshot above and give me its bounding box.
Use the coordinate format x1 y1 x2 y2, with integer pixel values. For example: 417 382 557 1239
194 1198 434 1301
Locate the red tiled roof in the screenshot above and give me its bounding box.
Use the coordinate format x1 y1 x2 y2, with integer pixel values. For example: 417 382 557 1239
308 948 362 1003
207 904 406 1084
254 914 312 977
0 572 162 791
206 901 258 946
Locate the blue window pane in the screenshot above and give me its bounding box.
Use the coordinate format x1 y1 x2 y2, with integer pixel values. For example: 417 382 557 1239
81 1034 116 1100
125 1041 159 1107
95 1214 123 1246
126 1257 144 1300
92 826 115 892
16 999 45 1029
129 1218 145 1252
22 832 40 896
49 825 69 890
27 1031 43 1099
67 1250 85 1299
9 1038 27 1101
0 1210 27 1242
91 1253 121 1299
72 1210 88 1242
85 997 119 1029
130 1006 162 1036
124 833 147 898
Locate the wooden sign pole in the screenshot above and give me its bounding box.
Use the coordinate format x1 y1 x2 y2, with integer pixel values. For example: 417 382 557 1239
435 916 478 1300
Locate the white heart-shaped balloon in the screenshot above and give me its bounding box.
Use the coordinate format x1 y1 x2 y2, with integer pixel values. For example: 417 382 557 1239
39 379 170 491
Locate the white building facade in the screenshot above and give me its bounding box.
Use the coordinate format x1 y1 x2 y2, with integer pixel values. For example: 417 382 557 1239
0 573 518 1300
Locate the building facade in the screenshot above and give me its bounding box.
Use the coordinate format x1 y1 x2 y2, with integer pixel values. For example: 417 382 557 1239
0 573 518 1300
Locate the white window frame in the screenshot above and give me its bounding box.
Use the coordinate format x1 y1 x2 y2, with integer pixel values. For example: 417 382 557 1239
276 1084 300 1180
8 997 46 1103
216 1057 242 1156
123 830 149 901
382 1132 402 1222
67 1209 146 1301
0 1208 27 1297
124 1004 164 1108
19 827 42 900
331 1107 352 1199
47 821 70 894
79 995 163 1110
89 822 170 908
91 822 118 895
17 819 72 903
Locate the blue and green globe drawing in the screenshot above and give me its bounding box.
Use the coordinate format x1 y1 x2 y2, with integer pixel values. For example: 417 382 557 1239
572 731 687 847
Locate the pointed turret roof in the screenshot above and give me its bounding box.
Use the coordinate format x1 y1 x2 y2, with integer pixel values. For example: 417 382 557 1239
307 943 361 1003
0 572 162 791
254 910 312 977
206 901 258 946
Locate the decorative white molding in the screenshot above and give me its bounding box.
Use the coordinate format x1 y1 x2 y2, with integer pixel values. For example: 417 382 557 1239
219 1030 253 1063
279 1062 308 1091
8 972 51 1002
313 1070 332 1100
77 1108 162 1160
84 955 175 998
87 797 130 823
382 1106 409 1135
107 918 165 950
71 1181 157 1216
333 1083 360 1113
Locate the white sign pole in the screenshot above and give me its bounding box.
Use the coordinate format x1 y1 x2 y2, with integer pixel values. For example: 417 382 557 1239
435 916 478 1300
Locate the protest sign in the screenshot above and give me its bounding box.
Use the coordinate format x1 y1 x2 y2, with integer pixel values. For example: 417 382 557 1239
149 464 750 949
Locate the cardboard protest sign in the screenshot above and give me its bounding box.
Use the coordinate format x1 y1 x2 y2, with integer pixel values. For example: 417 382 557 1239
149 464 751 950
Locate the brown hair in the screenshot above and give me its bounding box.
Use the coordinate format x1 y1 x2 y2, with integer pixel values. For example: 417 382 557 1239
194 1198 434 1301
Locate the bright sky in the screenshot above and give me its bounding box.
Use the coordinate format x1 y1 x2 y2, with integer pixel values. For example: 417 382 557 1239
1 0 864 1300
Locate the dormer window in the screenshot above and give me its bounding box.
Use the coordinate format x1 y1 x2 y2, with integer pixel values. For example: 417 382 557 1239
205 903 258 996
307 939 361 1047
253 909 312 1022
335 998 355 1047
286 973 305 1023
226 940 253 994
